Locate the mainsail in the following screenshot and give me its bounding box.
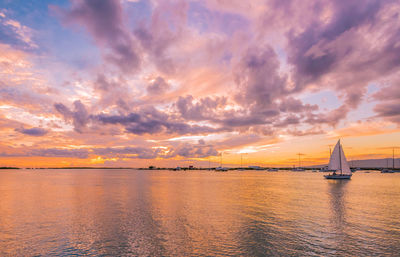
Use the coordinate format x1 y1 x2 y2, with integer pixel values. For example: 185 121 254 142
328 140 352 175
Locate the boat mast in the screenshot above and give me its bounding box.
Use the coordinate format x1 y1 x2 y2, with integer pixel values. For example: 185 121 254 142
393 148 395 169
339 140 342 175
298 153 301 168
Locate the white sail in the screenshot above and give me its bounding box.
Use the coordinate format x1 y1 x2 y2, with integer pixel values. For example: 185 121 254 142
328 142 340 171
328 140 352 175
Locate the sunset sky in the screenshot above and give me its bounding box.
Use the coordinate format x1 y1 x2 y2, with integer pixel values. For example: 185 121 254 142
0 0 399 168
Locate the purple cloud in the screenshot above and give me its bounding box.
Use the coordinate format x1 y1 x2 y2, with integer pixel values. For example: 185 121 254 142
133 1 188 75
373 82 400 124
234 45 287 111
287 0 385 85
31 148 89 159
15 127 48 136
95 109 222 135
374 103 400 123
3 0 400 166
147 77 171 95
54 100 89 133
57 0 140 73
93 146 161 159
0 148 90 159
176 95 227 121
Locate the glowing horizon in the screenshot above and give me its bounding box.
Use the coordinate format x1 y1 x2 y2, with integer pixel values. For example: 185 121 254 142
0 0 399 168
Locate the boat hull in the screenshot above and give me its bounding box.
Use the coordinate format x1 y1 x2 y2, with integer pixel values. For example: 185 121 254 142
381 169 395 173
324 174 352 179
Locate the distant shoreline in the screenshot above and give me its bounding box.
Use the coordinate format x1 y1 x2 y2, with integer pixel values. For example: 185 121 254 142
2 166 397 171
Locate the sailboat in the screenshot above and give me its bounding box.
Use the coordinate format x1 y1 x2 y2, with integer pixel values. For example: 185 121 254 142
215 152 228 172
381 148 396 173
324 140 352 179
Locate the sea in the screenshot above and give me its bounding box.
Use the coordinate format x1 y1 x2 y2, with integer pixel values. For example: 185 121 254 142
0 169 399 256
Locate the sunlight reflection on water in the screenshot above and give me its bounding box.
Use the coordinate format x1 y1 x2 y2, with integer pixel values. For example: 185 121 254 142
0 170 399 256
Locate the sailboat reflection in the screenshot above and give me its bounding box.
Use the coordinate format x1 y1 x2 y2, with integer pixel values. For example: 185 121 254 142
327 180 350 251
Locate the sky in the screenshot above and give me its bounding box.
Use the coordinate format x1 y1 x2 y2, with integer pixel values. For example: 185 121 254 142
0 0 399 168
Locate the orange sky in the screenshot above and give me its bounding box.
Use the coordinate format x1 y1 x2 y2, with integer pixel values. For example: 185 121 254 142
1 1 399 168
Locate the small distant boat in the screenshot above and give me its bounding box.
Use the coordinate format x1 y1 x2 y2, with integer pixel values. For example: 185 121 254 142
320 166 335 172
324 140 352 179
292 167 305 171
381 169 394 173
215 166 228 172
381 148 396 173
267 168 278 172
249 166 263 170
173 166 181 171
215 152 228 172
320 166 329 172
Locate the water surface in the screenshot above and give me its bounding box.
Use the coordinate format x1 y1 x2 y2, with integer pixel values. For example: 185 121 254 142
0 170 399 256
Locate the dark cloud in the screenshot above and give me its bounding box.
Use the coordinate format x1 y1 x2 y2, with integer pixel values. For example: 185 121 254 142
287 0 385 86
54 99 224 136
374 102 400 124
372 81 400 124
94 143 218 159
95 106 223 135
281 0 400 114
176 95 227 121
56 0 140 73
31 148 89 159
96 113 141 124
93 147 161 159
175 93 318 131
0 143 217 160
170 144 218 158
0 148 91 159
279 97 318 113
54 100 89 133
234 45 287 110
15 127 48 136
373 84 400 101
